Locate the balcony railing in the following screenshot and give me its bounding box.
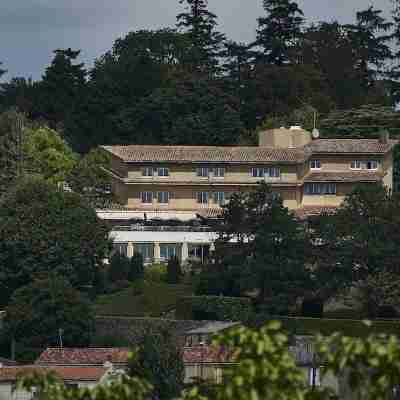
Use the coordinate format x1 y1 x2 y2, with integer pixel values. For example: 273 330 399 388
112 225 214 232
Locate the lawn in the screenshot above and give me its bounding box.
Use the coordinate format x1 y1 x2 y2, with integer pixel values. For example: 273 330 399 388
95 280 193 317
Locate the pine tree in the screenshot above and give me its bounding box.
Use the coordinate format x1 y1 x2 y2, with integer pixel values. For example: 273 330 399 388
176 0 226 75
166 256 182 284
346 6 393 87
255 0 304 65
38 48 86 125
0 62 6 78
0 109 25 197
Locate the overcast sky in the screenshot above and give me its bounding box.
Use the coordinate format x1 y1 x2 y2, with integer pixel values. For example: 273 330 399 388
0 0 393 81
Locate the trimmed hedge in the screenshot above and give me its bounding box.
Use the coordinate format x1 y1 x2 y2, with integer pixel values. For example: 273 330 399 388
176 296 253 321
249 315 400 337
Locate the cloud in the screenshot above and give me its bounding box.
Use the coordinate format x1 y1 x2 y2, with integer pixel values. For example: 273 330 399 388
0 0 395 80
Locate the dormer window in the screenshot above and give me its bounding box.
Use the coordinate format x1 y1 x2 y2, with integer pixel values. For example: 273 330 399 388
310 160 321 170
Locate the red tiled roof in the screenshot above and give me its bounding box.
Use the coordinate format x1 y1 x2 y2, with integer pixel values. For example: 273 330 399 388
36 348 130 366
307 139 397 154
294 206 338 220
101 145 309 164
0 366 108 382
183 346 236 364
101 139 397 165
304 171 382 183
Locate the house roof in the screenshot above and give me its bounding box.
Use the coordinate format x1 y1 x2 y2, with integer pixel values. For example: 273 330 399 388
101 145 309 164
186 322 240 335
304 171 382 183
101 139 397 165
0 366 108 382
36 348 130 366
183 346 236 364
307 139 397 154
294 206 338 220
0 358 18 366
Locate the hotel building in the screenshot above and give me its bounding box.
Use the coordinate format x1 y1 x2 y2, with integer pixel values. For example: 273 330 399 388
99 127 396 264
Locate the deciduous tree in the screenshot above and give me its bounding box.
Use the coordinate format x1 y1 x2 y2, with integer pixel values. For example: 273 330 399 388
0 176 110 306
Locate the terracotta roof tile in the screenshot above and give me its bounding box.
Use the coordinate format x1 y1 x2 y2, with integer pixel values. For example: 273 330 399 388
183 346 236 364
0 366 108 382
101 139 397 165
101 145 309 164
36 348 130 366
294 206 338 220
307 139 397 154
304 171 382 183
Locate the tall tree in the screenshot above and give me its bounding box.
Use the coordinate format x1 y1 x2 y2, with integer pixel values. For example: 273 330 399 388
129 329 184 400
255 0 304 65
176 0 226 75
0 62 6 78
198 184 311 314
114 77 243 145
4 275 94 361
38 49 86 126
346 7 393 88
0 109 25 196
0 176 110 306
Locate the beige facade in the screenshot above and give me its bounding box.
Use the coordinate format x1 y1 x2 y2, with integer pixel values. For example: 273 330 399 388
102 128 397 217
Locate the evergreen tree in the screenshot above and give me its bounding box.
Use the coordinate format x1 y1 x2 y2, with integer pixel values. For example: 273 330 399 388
176 0 226 75
346 6 393 87
166 256 182 284
108 253 130 283
0 62 6 79
4 275 94 361
129 253 144 282
129 329 184 400
0 109 25 197
255 0 304 65
38 48 86 126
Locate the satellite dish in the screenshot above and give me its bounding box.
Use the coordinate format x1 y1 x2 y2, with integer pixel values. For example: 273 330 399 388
312 128 320 139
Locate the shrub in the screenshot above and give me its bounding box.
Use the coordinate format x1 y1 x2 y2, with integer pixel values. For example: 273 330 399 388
128 253 144 281
144 264 167 283
176 296 253 321
166 256 182 284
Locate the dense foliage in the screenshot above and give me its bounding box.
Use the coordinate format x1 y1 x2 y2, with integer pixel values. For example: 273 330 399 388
4 275 94 360
2 0 400 155
15 321 400 400
0 176 110 306
129 329 184 400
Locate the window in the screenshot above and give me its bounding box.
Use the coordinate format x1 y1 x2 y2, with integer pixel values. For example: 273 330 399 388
213 192 225 205
304 183 336 195
351 160 362 170
157 167 170 177
141 191 153 203
367 160 378 170
157 191 170 204
197 167 209 177
265 167 281 178
143 167 154 177
136 244 154 262
351 160 379 170
213 167 225 178
197 192 209 204
113 243 128 256
160 244 179 260
251 167 264 178
310 160 321 170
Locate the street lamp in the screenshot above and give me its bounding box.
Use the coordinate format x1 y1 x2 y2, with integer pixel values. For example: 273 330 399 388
199 340 205 381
